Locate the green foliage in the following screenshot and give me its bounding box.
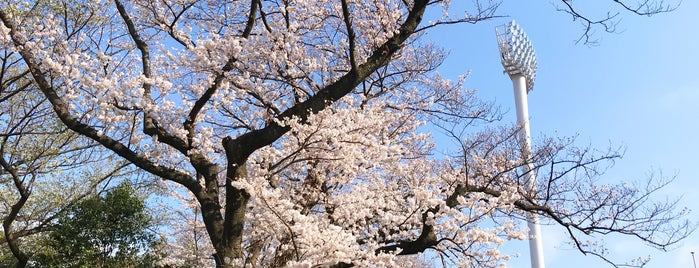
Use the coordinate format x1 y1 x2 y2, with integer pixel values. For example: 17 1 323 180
35 182 162 267
0 235 19 267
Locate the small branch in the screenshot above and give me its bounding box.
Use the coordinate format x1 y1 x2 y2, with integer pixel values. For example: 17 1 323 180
259 195 301 262
557 0 677 44
242 0 260 38
161 1 197 48
340 0 358 71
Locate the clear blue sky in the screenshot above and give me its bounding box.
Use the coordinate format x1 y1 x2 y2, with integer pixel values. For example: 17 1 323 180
427 1 699 267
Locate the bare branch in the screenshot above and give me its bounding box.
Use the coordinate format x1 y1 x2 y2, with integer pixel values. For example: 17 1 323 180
556 0 678 44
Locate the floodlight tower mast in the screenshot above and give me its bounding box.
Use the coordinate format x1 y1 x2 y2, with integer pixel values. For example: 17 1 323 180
495 20 545 268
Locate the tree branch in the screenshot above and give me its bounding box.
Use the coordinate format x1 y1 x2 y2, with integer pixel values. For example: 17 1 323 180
0 146 30 266
340 0 358 71
0 8 202 196
557 0 677 44
222 0 430 163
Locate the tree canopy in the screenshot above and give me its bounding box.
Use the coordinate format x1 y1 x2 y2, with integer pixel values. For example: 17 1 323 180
0 0 692 267
36 182 161 267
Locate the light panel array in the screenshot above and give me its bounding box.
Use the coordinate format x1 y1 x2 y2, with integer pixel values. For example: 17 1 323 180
496 20 537 92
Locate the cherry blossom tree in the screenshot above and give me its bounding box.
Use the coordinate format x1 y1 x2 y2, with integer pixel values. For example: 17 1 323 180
0 0 690 267
0 49 134 266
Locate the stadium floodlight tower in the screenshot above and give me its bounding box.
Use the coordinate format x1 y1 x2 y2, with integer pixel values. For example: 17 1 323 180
495 20 545 268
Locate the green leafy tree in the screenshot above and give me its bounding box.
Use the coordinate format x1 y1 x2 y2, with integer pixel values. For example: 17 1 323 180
36 183 162 267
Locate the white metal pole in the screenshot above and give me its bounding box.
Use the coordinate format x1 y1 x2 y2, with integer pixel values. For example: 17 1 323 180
510 74 545 268
496 20 544 268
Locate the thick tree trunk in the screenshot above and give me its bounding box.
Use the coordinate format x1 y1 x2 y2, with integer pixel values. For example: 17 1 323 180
215 137 252 267
212 163 249 267
198 190 226 265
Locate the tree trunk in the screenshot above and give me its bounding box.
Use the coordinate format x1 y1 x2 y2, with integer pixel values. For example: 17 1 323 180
213 145 250 267
3 211 29 268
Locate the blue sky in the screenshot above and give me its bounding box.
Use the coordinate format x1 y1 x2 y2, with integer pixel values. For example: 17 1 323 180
426 1 699 267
